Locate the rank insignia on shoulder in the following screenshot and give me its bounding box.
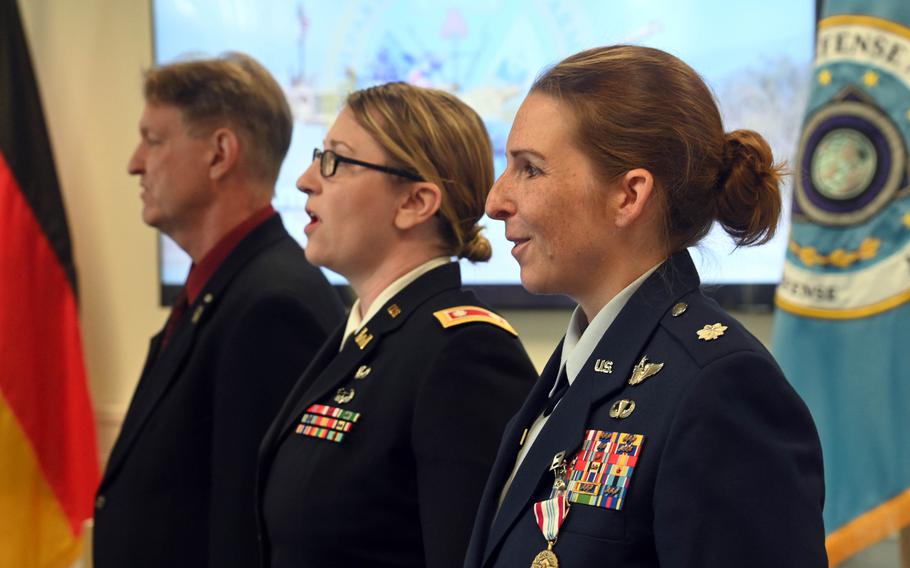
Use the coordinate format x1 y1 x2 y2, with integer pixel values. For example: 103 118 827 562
566 430 645 510
295 404 362 443
697 323 728 341
432 305 518 336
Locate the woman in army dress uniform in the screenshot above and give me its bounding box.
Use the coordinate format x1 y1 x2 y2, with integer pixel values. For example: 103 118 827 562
463 46 828 568
256 82 537 567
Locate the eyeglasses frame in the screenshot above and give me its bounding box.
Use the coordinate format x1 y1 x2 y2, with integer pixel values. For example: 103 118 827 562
312 148 423 182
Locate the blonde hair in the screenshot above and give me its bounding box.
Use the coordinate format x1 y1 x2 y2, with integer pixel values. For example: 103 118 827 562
346 82 494 262
143 52 292 186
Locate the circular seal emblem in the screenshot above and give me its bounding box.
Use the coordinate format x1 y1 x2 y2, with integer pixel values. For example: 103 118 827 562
811 128 877 200
795 99 905 226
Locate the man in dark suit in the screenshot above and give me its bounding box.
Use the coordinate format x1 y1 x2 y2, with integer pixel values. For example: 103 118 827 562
93 53 344 568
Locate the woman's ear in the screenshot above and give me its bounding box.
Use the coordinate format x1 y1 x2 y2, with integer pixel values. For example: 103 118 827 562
394 181 443 230
613 168 654 228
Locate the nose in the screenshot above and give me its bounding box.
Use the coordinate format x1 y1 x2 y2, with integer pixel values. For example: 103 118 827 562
127 144 144 175
485 172 515 221
296 158 322 195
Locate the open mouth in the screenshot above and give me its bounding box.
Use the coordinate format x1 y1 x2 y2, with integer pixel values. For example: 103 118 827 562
304 211 320 235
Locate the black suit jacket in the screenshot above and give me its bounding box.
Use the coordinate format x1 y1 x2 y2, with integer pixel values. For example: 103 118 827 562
464 251 827 568
93 214 344 568
257 263 537 568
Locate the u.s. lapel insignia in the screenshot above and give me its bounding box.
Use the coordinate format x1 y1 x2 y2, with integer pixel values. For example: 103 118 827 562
354 328 373 350
387 304 401 318
697 323 728 341
334 387 355 404
671 302 687 317
609 399 636 419
628 355 664 386
593 359 613 374
354 365 371 379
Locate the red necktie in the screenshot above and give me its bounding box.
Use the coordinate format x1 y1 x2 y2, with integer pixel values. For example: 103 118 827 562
159 289 188 355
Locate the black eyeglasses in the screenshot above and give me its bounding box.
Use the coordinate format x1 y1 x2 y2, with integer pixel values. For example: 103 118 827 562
312 148 423 181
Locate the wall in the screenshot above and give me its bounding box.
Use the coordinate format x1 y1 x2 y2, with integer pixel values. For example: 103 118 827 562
19 0 165 463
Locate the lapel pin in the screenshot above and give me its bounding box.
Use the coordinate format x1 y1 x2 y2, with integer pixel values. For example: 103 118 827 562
697 323 728 341
609 399 636 419
191 305 204 324
354 365 371 379
387 304 401 318
203 293 213 304
334 387 355 404
628 355 664 386
354 328 373 350
671 302 687 316
593 359 614 374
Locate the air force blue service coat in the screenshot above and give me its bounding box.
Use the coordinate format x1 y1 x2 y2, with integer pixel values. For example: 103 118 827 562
93 215 344 568
258 262 538 568
464 251 827 568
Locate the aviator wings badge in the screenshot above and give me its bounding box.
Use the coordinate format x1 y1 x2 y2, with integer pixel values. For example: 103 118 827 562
628 355 664 386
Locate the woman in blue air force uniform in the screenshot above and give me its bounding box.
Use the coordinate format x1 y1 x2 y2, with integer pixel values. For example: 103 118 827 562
464 46 827 568
256 82 536 568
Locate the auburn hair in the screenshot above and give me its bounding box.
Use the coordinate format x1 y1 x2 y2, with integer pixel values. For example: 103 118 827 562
532 45 784 252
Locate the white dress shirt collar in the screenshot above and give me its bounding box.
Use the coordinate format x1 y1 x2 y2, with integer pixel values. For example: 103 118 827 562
557 263 661 390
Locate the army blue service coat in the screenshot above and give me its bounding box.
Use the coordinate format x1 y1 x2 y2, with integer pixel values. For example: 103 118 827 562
464 251 827 568
257 262 537 568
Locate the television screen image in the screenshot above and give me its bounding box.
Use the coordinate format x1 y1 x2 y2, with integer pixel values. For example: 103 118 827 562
153 0 815 306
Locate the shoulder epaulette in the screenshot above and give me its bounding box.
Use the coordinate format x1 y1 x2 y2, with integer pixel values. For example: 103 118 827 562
660 298 760 367
432 305 518 336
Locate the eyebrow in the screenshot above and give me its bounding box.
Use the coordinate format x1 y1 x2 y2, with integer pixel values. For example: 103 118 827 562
325 138 355 153
508 148 546 161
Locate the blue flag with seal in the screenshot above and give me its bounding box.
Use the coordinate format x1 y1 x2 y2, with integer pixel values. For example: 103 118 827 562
772 0 910 564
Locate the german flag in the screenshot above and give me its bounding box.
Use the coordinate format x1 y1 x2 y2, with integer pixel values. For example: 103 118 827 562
0 0 100 565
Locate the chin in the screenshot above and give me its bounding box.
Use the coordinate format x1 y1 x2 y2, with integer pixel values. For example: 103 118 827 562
519 270 552 295
141 209 162 229
303 247 326 268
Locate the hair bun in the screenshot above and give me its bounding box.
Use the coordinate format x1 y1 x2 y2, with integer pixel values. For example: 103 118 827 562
459 229 492 262
716 129 784 247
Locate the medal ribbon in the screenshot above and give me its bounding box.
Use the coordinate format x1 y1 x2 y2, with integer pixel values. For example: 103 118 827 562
533 493 569 543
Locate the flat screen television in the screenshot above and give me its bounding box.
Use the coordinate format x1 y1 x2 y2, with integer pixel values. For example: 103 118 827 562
152 0 817 309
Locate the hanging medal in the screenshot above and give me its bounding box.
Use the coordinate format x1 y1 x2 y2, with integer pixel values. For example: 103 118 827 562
531 451 571 568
